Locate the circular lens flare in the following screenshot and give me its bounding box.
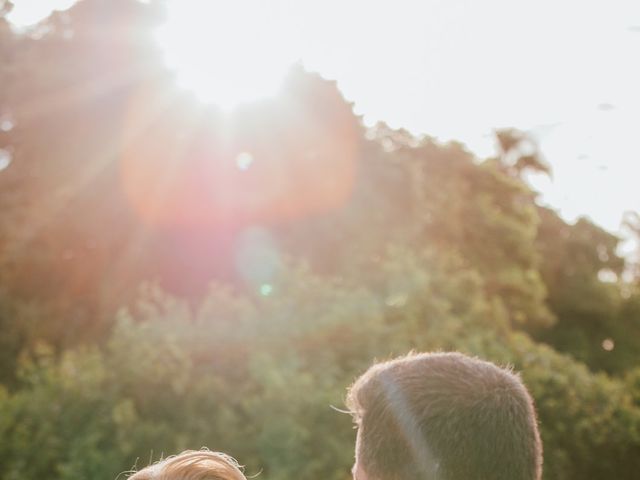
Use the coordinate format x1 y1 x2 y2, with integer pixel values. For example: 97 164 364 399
120 70 361 230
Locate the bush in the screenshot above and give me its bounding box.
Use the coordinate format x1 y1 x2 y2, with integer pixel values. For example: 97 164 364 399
1 256 639 479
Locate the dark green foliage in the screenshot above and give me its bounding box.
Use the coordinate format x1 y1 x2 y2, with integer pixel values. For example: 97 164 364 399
1 257 639 479
533 207 640 373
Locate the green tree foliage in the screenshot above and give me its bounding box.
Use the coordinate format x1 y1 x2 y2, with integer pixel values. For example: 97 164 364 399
1 1 639 479
278 124 553 328
533 207 639 373
1 257 639 479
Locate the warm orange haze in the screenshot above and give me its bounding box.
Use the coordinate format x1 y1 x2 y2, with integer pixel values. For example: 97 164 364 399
120 78 359 228
0 1 639 480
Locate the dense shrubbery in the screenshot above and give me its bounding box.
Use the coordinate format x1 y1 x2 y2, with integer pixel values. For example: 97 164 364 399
2 256 639 479
1 1 640 479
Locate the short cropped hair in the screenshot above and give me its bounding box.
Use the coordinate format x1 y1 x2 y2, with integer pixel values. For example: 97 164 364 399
346 352 542 480
128 449 246 480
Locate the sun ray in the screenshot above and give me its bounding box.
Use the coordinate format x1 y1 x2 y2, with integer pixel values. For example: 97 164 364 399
5 71 180 262
109 97 211 289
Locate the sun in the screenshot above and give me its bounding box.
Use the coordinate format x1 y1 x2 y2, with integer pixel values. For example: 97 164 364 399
155 0 300 110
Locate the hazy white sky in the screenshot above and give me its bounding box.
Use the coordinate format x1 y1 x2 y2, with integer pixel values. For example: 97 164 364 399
7 0 640 234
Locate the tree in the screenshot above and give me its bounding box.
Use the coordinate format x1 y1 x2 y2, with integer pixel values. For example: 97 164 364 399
494 128 551 177
0 2 638 479
533 207 636 373
1 257 639 480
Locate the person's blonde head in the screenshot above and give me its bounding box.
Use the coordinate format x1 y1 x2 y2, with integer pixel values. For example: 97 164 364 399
128 449 246 480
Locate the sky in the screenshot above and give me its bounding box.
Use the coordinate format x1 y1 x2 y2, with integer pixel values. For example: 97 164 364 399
6 0 640 237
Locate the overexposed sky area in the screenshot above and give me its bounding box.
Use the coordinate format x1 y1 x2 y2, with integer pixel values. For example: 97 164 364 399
7 0 640 235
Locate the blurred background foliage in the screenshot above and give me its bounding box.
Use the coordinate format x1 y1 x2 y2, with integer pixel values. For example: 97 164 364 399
1 1 640 479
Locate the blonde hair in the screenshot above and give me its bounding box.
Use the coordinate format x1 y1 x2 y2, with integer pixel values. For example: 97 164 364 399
128 450 247 480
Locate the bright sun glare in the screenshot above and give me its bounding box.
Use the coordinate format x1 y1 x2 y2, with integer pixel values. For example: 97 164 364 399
156 0 300 110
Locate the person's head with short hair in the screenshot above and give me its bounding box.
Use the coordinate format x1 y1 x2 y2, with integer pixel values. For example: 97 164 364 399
346 352 542 480
128 449 246 480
